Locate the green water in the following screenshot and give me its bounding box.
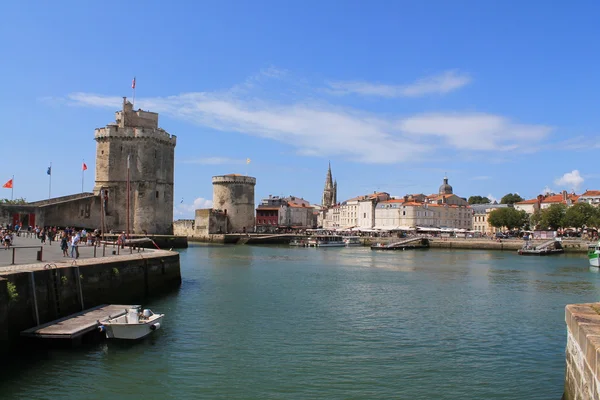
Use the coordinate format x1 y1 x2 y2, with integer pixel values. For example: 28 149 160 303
2 245 599 399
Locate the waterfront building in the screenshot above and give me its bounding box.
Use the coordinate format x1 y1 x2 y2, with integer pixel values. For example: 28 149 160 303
471 204 510 235
375 199 472 231
255 195 314 232
577 190 600 206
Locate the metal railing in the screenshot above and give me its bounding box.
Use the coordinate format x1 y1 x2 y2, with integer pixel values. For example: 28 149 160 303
5 245 44 265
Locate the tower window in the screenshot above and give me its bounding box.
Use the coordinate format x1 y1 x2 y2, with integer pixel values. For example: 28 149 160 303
156 191 159 199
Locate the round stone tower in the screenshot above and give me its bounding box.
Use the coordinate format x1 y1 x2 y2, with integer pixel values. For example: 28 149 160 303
212 174 256 233
94 97 176 234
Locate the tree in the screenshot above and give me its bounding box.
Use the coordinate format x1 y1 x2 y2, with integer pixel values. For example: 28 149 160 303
0 198 27 204
468 195 491 205
563 203 597 230
500 193 524 205
538 204 567 230
488 207 530 230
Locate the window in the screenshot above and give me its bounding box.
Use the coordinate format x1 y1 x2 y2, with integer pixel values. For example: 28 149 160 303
156 191 159 199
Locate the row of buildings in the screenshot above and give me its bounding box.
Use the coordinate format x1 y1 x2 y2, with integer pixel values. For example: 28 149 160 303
254 163 600 235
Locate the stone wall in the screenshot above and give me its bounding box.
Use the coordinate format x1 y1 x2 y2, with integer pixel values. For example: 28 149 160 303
564 303 600 400
40 195 101 229
0 250 180 355
0 204 40 228
173 220 194 237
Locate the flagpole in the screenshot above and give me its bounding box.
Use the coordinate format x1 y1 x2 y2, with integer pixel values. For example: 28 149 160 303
48 162 52 199
127 154 130 239
132 77 136 109
11 175 13 201
82 159 84 193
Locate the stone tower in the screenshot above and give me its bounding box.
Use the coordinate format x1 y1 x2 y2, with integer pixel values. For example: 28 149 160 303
212 174 256 233
94 97 177 234
322 162 337 207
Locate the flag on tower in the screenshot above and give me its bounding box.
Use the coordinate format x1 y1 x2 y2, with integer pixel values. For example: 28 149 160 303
132 77 136 89
47 166 52 175
2 179 12 189
82 162 88 171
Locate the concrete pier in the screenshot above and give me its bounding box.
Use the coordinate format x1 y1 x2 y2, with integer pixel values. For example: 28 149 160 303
564 303 600 400
0 238 181 355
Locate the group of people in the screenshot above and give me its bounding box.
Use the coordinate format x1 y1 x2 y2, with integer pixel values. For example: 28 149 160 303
0 223 103 259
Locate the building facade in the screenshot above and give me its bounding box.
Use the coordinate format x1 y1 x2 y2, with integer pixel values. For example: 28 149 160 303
578 190 600 206
471 204 510 235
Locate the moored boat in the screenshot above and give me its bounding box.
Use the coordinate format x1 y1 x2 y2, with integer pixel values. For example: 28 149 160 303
343 236 362 247
99 307 163 340
306 235 345 247
589 241 600 267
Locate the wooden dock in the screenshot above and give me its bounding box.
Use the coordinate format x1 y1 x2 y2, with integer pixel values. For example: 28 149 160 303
21 304 137 339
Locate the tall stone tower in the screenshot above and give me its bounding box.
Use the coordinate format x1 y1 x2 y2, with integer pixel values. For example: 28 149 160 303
322 162 337 207
94 97 177 234
212 174 256 233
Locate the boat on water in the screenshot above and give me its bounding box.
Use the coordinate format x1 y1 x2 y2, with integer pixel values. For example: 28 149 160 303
99 307 163 340
588 241 600 267
306 235 345 247
289 238 308 247
343 236 362 247
517 240 564 256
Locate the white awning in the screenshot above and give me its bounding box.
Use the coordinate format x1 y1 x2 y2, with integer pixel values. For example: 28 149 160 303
373 226 392 231
417 227 441 232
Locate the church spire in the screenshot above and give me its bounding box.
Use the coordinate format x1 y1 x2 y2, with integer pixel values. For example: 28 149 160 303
322 162 335 207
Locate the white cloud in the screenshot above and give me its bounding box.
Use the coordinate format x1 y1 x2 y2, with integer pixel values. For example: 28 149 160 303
542 186 554 195
181 157 246 165
174 197 213 218
554 170 584 191
327 70 471 98
64 70 553 164
487 194 498 203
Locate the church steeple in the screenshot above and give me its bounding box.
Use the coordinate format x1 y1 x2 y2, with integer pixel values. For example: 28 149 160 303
322 162 336 207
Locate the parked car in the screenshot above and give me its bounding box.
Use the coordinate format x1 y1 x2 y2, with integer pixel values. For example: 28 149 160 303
495 232 509 239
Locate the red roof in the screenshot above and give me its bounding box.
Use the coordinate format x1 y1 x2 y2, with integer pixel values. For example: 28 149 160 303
581 190 600 197
516 198 539 205
542 194 580 204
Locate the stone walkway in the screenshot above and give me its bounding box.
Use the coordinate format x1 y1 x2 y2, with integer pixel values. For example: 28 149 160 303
0 235 151 271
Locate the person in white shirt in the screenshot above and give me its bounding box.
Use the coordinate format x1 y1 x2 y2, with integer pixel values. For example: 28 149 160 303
70 232 80 259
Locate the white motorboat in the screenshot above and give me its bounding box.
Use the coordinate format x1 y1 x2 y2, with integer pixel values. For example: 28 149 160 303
99 307 163 340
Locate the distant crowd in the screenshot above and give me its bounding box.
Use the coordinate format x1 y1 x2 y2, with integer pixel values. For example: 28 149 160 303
0 224 103 259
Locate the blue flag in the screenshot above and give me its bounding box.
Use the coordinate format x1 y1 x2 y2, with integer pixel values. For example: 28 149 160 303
47 166 51 175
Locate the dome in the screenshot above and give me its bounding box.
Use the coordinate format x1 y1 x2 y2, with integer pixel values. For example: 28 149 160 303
439 177 453 195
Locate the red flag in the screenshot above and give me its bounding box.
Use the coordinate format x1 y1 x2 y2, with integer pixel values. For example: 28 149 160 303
131 77 136 89
82 162 88 171
2 179 13 189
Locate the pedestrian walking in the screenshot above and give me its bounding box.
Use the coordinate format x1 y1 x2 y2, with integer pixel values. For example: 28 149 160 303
70 231 80 259
60 233 69 257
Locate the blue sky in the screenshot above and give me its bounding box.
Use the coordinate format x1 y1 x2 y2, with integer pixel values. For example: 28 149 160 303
1 1 599 217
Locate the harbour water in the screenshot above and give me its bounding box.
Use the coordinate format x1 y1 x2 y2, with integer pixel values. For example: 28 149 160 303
2 244 599 399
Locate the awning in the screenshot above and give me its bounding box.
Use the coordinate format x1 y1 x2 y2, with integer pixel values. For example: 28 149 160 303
394 226 415 231
373 226 392 231
417 227 441 232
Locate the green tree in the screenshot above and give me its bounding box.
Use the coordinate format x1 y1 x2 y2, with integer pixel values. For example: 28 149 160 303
0 198 27 204
468 195 491 205
538 204 567 230
563 203 597 230
500 193 524 205
488 207 529 230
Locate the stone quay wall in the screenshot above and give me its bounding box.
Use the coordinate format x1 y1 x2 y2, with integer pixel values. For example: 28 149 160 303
0 250 181 355
564 303 600 400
